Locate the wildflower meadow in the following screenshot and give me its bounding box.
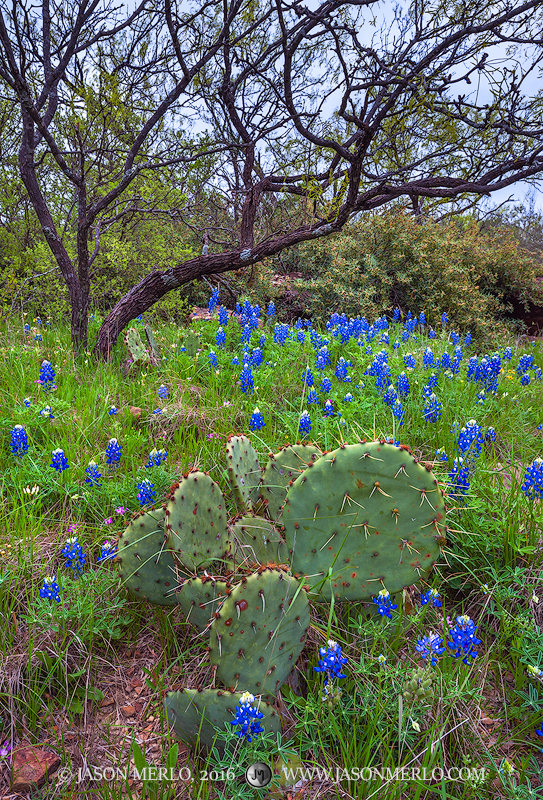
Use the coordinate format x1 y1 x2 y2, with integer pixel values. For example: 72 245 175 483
0 299 542 800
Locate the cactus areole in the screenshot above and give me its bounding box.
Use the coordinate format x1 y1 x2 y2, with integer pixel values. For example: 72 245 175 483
282 442 446 601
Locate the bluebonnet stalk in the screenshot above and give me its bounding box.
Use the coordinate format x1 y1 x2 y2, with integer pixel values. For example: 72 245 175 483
218 305 229 326
108 405 117 415
403 353 416 369
249 407 266 431
424 393 442 422
314 639 348 697
209 350 218 369
421 588 442 607
415 632 445 666
61 537 86 576
447 615 481 664
231 356 239 366
208 287 219 313
105 438 121 469
273 323 289 345
84 460 102 487
396 372 410 397
392 399 404 424
320 377 332 393
441 312 447 328
343 392 353 402
158 384 168 399
40 405 54 418
250 347 263 368
372 589 398 618
39 360 56 391
301 367 314 387
267 301 275 318
428 329 436 339
464 331 472 345
40 575 61 602
383 385 397 407
306 389 319 405
145 448 168 468
230 692 264 742
50 448 69 472
23 397 31 407
448 457 471 499
423 348 434 369
137 479 156 505
98 541 117 562
34 333 43 342
239 363 254 393
299 410 312 435
521 457 543 500
10 425 28 458
215 327 226 349
335 357 348 381
323 399 334 417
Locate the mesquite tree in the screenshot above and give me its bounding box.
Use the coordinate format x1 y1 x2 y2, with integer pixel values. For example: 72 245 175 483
0 0 542 358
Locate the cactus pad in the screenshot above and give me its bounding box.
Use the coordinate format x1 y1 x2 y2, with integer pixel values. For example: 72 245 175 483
165 688 281 750
184 330 200 357
176 577 229 632
209 569 310 698
117 508 178 605
165 471 231 571
144 324 161 360
282 442 446 601
260 444 321 521
226 435 261 508
231 515 288 567
124 327 150 365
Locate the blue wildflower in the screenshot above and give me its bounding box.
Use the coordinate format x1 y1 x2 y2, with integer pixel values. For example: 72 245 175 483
97 541 117 562
145 448 168 468
320 377 332 393
10 425 28 458
108 405 118 415
39 360 56 391
50 448 69 472
105 438 121 469
209 350 218 369
424 393 442 422
343 392 353 402
40 575 61 603
299 410 312 435
421 588 442 608
267 301 275 318
137 479 156 506
249 407 266 431
301 367 314 387
314 639 348 695
396 372 410 397
306 388 319 405
415 632 445 666
448 457 471 499
403 353 416 370
61 537 86 576
447 615 481 664
239 363 254 393
230 692 265 742
372 589 398 619
521 457 543 500
158 384 168 399
84 460 102 487
392 399 404 424
441 312 447 328
23 397 31 408
208 287 219 314
323 399 334 417
39 405 54 418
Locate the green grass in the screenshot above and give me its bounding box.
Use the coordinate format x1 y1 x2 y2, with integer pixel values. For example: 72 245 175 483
0 309 542 799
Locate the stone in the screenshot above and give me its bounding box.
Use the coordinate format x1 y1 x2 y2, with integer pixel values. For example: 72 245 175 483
10 746 61 792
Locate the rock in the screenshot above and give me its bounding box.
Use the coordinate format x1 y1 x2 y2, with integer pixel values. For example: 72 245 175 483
121 705 136 716
10 746 61 792
129 406 142 420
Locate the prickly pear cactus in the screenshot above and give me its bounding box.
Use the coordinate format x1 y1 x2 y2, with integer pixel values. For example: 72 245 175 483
176 577 229 632
226 435 261 509
124 327 150 365
165 471 231 572
231 515 288 567
184 330 200 357
260 443 322 521
209 569 310 698
117 508 178 606
282 442 446 601
165 688 281 751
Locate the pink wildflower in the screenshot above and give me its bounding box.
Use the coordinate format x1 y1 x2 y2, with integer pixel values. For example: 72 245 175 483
104 517 113 524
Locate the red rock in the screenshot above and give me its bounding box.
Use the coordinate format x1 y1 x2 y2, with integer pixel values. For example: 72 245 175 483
10 746 61 792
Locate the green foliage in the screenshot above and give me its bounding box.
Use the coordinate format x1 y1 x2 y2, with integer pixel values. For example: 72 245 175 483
281 208 543 342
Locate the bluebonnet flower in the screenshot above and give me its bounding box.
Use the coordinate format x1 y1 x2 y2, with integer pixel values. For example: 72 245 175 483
208 287 219 314
535 368 543 381
231 355 239 366
137 479 156 505
476 390 485 404
423 348 434 369
403 353 416 370
240 324 252 345
84 460 102 487
34 333 43 342
208 350 218 369
158 384 168 399
396 372 410 397
145 448 168 468
98 541 117 562
39 360 56 391
267 301 275 318
424 393 442 422
343 392 353 402
153 408 162 415
250 347 263 368
335 357 348 381
428 329 436 339
372 589 398 619
383 385 397 407
230 692 265 742
485 427 496 443
464 331 472 345
401 329 410 343
441 312 447 328
307 388 319 405
418 311 426 326
214 326 226 349
392 307 400 323
50 448 69 472
435 448 448 462
249 407 266 431
108 405 117 415
240 363 254 393
448 457 471 499
421 588 442 607
447 615 481 664
415 632 445 666
39 405 54 418
521 373 531 386
320 377 332 393
450 331 460 346
392 399 404 424
10 425 28 458
273 323 289 345
23 397 31 408
299 410 312 435
314 639 348 695
521 457 543 500
24 323 31 333
503 346 512 360
296 329 305 343
105 438 121 468
528 665 543 679
393 339 400 349
301 367 314 387
323 399 334 417
40 575 61 603
61 537 86 576
218 305 229 326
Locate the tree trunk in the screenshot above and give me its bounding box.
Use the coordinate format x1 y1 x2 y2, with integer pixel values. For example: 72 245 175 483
93 222 338 359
